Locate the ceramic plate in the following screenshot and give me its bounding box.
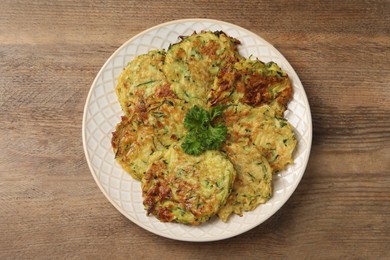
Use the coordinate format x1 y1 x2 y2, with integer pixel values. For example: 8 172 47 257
82 19 312 242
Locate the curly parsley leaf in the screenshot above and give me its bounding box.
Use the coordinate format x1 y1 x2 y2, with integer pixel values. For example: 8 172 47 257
206 123 227 150
183 105 209 131
181 105 227 156
181 131 204 156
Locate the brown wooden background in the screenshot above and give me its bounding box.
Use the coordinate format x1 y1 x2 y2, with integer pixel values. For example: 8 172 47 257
1 0 389 259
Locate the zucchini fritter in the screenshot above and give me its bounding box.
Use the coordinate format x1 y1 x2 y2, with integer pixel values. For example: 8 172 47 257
111 97 187 181
218 143 272 222
224 104 296 172
111 115 162 181
163 31 242 107
209 59 292 116
116 50 169 115
142 145 236 225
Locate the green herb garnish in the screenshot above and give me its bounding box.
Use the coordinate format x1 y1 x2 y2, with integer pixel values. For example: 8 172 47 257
133 80 159 88
181 105 227 156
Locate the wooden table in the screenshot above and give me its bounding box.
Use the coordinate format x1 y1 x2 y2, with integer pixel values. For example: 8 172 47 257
1 0 389 258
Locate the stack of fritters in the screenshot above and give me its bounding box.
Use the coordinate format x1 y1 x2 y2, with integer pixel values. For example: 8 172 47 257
111 31 297 224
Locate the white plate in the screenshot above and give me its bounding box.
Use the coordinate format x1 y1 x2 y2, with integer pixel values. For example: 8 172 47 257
82 19 312 242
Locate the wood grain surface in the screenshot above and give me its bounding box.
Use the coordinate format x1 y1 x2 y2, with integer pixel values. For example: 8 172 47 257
1 0 389 259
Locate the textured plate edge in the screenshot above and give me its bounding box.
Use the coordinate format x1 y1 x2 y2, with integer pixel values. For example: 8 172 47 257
81 18 313 242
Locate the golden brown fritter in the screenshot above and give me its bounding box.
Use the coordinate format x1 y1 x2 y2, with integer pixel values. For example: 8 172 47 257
218 143 272 222
111 96 187 180
142 145 236 225
223 104 296 172
209 59 292 116
116 50 169 116
163 31 242 107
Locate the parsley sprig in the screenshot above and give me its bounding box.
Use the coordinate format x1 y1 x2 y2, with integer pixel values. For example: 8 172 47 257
181 105 227 156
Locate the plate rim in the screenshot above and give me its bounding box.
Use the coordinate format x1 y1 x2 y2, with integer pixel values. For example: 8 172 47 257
82 18 312 242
